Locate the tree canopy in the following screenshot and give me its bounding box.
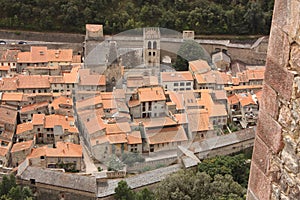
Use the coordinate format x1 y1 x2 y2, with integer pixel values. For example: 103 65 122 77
0 0 274 35
0 174 33 200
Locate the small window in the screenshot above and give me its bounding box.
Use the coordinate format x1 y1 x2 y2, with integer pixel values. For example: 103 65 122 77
40 156 45 159
30 179 36 185
186 82 191 86
174 83 178 86
180 82 184 86
148 52 151 56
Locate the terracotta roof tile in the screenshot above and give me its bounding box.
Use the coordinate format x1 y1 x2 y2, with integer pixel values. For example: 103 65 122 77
127 131 142 144
11 140 34 153
189 60 211 74
32 114 45 125
107 134 127 144
0 106 17 125
28 142 82 158
63 66 80 84
146 126 188 144
17 75 50 89
246 69 265 80
1 92 23 101
187 109 211 132
105 122 131 134
47 49 73 62
0 66 10 71
79 69 105 86
44 115 78 133
50 96 72 111
138 87 166 102
0 77 18 91
0 49 19 62
86 24 103 32
134 117 177 128
20 101 49 113
16 122 33 134
161 71 193 82
0 146 9 156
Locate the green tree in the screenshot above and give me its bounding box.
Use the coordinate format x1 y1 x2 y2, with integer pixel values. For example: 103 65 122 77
0 174 33 200
198 153 251 188
155 170 245 200
174 40 211 71
114 180 134 200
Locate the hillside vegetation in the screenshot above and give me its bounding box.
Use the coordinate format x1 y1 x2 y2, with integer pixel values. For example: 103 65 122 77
0 0 274 35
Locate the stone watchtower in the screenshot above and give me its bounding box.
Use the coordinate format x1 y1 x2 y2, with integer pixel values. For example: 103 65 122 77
247 0 300 199
143 27 160 68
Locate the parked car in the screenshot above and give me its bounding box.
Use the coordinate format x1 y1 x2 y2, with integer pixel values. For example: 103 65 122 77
18 41 27 44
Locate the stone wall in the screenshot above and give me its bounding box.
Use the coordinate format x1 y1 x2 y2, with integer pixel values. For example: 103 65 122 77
247 0 300 199
0 29 84 43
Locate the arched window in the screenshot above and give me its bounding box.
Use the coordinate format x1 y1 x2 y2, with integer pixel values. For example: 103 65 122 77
153 41 157 49
148 41 151 49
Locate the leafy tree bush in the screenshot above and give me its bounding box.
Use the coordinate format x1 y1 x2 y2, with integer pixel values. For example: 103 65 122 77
198 153 251 188
0 0 274 35
155 170 246 200
0 174 33 200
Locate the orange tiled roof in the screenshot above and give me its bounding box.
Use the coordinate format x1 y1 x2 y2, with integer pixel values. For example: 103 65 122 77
11 140 34 153
16 122 33 134
246 69 265 80
17 46 48 63
0 106 17 125
86 24 103 32
187 109 211 132
232 77 240 85
28 142 82 158
20 101 49 113
134 116 177 128
228 94 240 105
189 60 211 74
32 114 45 125
238 93 257 107
195 71 223 84
107 134 127 144
17 75 50 89
1 92 23 101
79 69 105 86
47 49 73 62
168 91 185 110
44 115 78 132
161 71 193 82
105 122 131 134
127 131 142 144
63 66 80 84
255 90 263 103
174 113 188 124
0 77 18 91
138 87 166 102
102 99 116 109
50 96 73 111
0 66 10 71
224 85 263 91
0 49 19 62
0 146 9 156
100 92 113 100
72 55 81 63
146 126 188 144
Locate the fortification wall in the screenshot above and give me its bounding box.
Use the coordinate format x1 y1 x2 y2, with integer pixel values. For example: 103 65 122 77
247 0 300 199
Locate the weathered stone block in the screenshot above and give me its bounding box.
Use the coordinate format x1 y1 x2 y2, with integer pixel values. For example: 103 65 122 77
281 148 299 174
272 0 288 29
248 162 271 200
268 156 281 183
288 1 300 43
264 59 294 101
271 183 281 200
247 189 259 200
278 105 291 128
252 137 270 173
267 25 290 68
293 76 300 99
260 84 279 119
290 44 300 72
257 111 284 154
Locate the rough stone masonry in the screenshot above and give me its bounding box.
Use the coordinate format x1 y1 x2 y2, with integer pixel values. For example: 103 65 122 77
247 0 300 199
